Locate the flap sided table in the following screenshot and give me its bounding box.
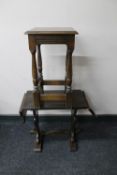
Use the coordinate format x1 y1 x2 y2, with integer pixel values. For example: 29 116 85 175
19 27 95 152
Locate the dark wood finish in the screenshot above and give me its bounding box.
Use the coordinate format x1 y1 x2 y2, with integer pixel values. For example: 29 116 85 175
39 93 66 101
28 35 38 88
37 44 43 91
65 46 73 91
19 90 94 113
27 28 77 90
19 27 95 152
19 90 95 151
33 110 43 152
43 80 65 86
25 27 78 35
70 109 77 151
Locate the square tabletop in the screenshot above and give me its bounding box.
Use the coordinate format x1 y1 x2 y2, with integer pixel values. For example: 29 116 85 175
25 27 78 35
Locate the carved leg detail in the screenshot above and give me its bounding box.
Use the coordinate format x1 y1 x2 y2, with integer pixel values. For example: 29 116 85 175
33 110 43 152
70 109 78 152
37 45 43 92
65 47 73 93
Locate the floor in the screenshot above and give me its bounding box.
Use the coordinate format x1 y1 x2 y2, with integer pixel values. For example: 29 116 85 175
0 116 117 175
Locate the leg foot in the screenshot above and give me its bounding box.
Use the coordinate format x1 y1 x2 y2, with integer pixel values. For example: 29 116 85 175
33 110 43 152
70 109 78 152
70 140 77 152
33 135 43 152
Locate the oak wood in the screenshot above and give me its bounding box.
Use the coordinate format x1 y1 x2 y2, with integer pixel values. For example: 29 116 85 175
27 27 77 91
37 44 43 90
43 80 65 86
19 90 91 112
33 110 43 152
25 27 78 35
40 93 66 101
28 35 38 87
19 28 96 152
65 47 73 91
21 28 80 152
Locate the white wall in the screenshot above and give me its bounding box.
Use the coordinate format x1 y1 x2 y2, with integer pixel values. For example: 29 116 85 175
0 0 117 114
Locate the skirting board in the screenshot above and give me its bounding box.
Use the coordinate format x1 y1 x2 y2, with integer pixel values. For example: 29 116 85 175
0 114 117 123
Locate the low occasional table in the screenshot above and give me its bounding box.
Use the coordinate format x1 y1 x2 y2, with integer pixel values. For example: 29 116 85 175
19 27 95 152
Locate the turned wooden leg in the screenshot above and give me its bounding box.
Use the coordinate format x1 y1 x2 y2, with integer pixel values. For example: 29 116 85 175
37 45 43 92
70 109 78 152
33 110 43 152
65 46 74 93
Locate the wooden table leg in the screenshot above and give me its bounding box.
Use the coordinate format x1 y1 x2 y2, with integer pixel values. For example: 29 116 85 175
89 108 96 117
70 109 78 152
33 110 43 152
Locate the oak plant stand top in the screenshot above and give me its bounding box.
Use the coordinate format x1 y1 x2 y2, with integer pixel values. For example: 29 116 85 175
19 27 95 152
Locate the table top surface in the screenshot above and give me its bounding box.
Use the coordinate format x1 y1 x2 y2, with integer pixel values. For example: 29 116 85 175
25 27 78 35
19 90 88 113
